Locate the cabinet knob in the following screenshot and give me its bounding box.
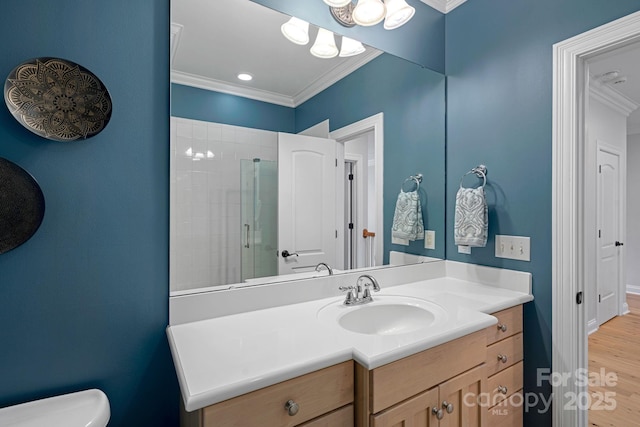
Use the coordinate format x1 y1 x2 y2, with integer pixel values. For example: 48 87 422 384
497 354 508 363
497 323 508 332
442 400 454 414
284 400 299 416
498 385 508 395
432 407 444 420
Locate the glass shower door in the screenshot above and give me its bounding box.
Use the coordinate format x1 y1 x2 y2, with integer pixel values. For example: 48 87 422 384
240 158 277 282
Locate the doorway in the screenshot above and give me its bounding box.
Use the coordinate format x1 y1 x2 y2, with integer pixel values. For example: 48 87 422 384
552 10 640 426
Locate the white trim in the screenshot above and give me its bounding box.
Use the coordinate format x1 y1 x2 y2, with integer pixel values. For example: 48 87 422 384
627 284 640 294
171 70 295 107
553 10 640 427
419 0 467 14
170 23 183 66
171 50 382 109
330 113 384 268
587 318 598 335
589 79 639 117
293 50 383 106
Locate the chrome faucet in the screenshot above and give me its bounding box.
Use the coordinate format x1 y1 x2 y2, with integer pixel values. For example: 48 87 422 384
339 274 381 305
315 262 333 275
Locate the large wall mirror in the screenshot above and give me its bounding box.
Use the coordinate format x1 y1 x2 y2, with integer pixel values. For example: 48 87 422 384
170 0 446 294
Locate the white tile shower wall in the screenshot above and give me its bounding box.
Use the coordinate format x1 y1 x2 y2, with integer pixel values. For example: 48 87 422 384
170 117 277 292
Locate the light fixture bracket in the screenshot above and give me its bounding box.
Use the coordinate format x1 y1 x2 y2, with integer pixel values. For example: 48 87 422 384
330 2 356 27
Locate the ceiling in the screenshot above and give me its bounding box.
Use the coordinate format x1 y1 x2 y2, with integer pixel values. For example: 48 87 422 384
171 0 639 134
171 0 381 107
588 41 640 135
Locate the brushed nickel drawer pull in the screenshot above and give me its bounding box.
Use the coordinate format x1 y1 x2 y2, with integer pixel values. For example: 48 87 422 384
284 400 299 416
442 400 454 414
497 323 508 332
497 354 508 363
498 385 508 395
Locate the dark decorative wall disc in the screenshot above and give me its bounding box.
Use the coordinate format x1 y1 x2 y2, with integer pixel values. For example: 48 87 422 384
0 157 45 254
4 57 112 142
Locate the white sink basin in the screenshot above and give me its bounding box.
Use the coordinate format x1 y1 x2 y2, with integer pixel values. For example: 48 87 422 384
318 295 448 336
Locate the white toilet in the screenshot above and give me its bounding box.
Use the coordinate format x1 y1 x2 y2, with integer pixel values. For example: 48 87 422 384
0 389 110 427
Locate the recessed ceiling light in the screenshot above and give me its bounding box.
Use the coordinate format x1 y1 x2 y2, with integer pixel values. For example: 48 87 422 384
237 73 253 81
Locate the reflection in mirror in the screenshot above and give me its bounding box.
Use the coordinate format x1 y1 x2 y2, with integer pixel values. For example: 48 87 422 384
170 0 445 294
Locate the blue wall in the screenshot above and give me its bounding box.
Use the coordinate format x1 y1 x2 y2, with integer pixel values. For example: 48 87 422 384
296 53 446 261
0 1 178 426
171 83 295 133
251 0 445 73
445 1 640 425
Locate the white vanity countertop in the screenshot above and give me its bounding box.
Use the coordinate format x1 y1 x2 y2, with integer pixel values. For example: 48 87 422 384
167 274 533 412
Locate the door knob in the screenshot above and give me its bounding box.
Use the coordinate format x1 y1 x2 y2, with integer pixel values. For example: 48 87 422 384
615 241 624 247
281 250 299 258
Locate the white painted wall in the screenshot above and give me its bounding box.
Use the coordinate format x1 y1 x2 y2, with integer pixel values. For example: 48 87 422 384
585 94 628 332
170 117 277 292
627 133 640 294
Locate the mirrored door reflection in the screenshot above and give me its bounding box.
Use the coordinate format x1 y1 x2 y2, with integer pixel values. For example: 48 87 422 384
240 158 277 282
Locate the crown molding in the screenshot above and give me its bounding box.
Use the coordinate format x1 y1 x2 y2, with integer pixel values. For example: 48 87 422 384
170 23 183 66
171 71 296 108
172 49 382 108
589 79 640 117
293 49 382 106
419 0 467 14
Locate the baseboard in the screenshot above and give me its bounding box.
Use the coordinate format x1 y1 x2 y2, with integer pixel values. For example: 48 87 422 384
626 284 640 295
587 318 599 335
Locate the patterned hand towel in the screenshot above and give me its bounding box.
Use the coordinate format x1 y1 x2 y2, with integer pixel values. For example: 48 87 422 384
391 190 424 241
454 186 488 247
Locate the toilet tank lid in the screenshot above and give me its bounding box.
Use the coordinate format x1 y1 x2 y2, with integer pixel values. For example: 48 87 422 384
0 388 110 427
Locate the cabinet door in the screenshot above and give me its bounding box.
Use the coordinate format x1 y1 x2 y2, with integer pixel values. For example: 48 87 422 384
371 388 439 427
438 365 485 427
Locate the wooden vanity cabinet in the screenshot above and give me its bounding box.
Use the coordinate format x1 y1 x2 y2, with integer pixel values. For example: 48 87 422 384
182 361 354 427
484 305 524 427
356 330 487 427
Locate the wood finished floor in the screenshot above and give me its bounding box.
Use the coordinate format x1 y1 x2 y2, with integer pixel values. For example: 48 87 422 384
588 293 640 427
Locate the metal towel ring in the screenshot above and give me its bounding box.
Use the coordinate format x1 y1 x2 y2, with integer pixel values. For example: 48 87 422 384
401 173 422 192
459 165 487 189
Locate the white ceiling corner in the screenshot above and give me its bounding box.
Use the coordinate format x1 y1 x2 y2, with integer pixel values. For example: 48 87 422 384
419 0 468 14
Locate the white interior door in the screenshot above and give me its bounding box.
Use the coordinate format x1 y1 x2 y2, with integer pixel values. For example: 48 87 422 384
278 132 337 275
597 148 622 325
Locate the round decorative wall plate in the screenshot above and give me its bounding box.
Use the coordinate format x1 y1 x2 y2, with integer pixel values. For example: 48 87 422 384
0 157 45 254
4 57 112 142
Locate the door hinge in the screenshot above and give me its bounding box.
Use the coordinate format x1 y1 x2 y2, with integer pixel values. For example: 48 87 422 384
598 229 601 238
598 294 601 303
348 223 354 229
599 165 602 173
335 230 338 238
335 158 338 167
576 292 583 305
348 173 354 181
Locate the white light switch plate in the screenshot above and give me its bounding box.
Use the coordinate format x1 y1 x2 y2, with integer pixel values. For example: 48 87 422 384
424 230 435 249
458 245 471 254
495 235 531 261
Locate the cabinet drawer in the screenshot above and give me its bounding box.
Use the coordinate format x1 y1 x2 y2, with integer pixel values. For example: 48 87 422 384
486 306 523 345
486 362 523 408
201 361 353 427
485 393 523 427
486 333 523 376
369 330 486 413
298 404 354 427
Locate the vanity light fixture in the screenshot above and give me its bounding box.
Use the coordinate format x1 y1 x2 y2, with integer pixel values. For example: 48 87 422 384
281 17 366 59
281 17 310 45
327 0 415 30
339 36 366 57
310 28 339 58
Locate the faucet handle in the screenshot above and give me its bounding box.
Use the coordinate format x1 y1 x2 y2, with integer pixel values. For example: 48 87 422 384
339 286 357 305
